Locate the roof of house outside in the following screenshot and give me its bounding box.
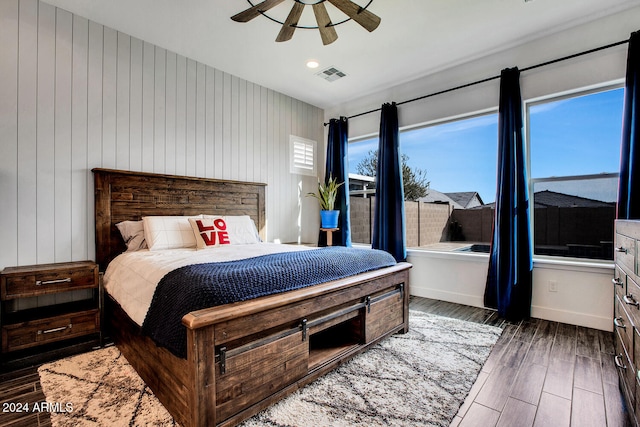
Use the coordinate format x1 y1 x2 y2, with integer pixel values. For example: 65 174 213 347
418 189 465 209
478 190 615 209
418 189 486 209
348 173 375 183
446 192 485 208
532 190 615 208
347 178 611 210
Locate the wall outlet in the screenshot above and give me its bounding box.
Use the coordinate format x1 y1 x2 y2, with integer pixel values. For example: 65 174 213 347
549 280 558 292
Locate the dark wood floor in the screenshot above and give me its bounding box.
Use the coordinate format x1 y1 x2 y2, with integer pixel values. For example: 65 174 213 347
0 296 630 427
409 297 630 427
0 366 51 427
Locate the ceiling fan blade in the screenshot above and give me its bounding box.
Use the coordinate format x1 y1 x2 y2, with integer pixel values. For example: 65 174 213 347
231 0 286 23
276 2 305 42
313 2 338 45
327 0 381 32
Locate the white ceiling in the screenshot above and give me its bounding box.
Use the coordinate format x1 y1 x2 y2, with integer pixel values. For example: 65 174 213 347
42 0 640 110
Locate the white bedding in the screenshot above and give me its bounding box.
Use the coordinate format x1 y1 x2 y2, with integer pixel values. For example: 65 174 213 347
103 243 316 326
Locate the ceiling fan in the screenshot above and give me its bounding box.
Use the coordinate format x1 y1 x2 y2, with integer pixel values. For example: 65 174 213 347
231 0 381 45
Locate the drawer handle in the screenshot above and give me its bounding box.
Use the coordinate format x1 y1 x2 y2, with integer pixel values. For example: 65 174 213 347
615 354 627 369
623 294 640 308
219 346 227 375
36 277 72 286
614 317 626 329
616 246 629 254
38 324 72 335
612 278 624 287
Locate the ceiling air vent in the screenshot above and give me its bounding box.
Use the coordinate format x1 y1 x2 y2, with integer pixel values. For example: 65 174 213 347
316 66 347 82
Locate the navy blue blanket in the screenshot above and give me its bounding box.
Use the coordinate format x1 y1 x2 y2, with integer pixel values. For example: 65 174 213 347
141 247 396 358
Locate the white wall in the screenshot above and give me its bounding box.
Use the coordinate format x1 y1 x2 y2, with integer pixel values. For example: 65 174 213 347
330 10 640 330
0 0 324 270
408 251 613 331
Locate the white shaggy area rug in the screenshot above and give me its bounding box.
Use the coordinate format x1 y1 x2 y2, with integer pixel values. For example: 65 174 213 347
38 311 502 427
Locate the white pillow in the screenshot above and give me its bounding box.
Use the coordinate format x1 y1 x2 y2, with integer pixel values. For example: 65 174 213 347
222 215 262 244
115 220 147 251
191 215 261 249
142 215 203 251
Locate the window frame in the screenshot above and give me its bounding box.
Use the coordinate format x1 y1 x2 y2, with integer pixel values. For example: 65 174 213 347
523 81 624 263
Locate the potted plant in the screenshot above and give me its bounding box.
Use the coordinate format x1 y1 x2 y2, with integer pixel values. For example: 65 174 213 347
307 174 344 229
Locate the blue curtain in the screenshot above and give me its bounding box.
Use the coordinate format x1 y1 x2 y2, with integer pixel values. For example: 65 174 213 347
484 67 533 321
320 116 352 246
372 102 406 262
618 31 640 219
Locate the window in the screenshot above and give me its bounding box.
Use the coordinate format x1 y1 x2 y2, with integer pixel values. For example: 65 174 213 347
348 113 498 249
347 86 623 261
527 86 623 260
290 135 316 176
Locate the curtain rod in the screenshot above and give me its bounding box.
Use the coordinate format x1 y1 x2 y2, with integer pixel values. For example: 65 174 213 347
323 37 630 126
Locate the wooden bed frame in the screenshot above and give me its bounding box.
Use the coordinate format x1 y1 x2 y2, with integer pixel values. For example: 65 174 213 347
93 168 412 427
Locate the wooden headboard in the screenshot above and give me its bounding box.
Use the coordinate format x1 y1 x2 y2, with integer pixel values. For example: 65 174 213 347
93 168 266 271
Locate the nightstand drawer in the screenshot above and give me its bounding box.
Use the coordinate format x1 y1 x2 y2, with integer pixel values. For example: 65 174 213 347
1 261 98 299
2 309 100 353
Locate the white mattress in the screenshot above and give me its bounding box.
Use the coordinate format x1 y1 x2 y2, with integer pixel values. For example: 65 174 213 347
103 243 316 326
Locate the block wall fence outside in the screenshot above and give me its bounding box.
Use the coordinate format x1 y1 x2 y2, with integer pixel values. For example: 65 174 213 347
351 196 615 259
350 197 452 247
349 197 372 244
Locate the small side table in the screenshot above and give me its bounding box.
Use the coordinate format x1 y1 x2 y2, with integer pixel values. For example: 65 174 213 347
0 261 101 356
320 228 339 246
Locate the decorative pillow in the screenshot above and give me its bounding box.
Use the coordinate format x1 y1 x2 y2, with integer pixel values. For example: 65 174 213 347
115 220 147 251
189 217 231 249
191 215 261 249
142 215 203 251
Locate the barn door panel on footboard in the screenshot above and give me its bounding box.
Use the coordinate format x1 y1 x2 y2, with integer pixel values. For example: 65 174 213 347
364 284 405 343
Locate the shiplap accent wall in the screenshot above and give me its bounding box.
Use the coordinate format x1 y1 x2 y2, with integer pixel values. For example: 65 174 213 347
0 0 324 270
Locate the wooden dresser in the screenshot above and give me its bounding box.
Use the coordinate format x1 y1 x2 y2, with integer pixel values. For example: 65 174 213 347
614 220 640 426
0 261 101 367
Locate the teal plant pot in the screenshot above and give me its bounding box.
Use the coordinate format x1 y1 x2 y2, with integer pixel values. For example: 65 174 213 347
320 210 339 228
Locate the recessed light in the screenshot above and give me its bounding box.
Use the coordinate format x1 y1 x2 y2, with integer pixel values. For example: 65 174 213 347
306 60 319 69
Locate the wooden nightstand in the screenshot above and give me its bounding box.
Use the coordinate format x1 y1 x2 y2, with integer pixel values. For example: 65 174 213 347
0 261 101 364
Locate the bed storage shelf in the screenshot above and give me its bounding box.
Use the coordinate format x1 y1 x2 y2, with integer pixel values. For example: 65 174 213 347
93 168 411 427
307 310 363 371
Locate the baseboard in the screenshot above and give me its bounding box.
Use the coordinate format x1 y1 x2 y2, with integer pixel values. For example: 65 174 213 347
410 286 485 310
531 305 612 332
411 286 612 331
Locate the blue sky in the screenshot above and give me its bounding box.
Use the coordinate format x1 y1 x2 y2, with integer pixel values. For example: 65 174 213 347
348 87 624 204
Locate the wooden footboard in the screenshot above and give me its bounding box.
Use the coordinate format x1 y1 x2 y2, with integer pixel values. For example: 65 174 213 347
107 262 411 427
